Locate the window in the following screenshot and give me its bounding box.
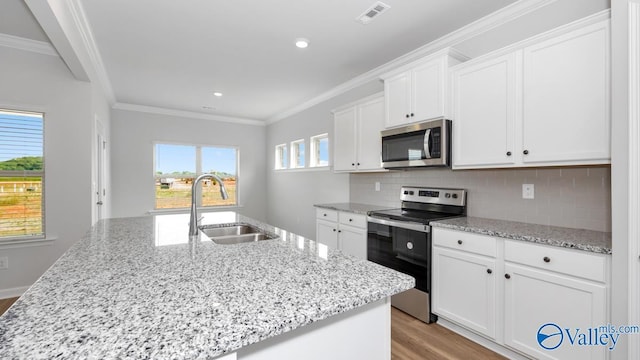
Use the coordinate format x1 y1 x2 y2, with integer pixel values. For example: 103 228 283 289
0 109 44 240
274 143 288 170
310 133 329 167
154 143 237 209
290 139 305 168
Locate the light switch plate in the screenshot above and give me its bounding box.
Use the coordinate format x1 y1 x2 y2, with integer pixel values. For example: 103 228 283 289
375 182 380 191
522 184 535 199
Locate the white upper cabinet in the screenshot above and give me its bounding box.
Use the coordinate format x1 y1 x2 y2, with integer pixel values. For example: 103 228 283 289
333 93 385 172
381 48 467 129
451 52 521 168
522 21 610 165
450 17 611 169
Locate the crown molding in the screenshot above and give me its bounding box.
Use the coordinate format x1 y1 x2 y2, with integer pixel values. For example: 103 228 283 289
67 0 116 104
113 102 266 126
266 0 558 124
0 33 57 56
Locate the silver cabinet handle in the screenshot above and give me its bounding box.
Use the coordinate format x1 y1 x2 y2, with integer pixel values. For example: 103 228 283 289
423 129 432 159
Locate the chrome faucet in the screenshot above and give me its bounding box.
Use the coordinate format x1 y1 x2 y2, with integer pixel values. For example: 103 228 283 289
189 173 229 236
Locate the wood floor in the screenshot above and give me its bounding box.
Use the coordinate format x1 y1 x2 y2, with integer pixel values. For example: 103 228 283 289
391 307 506 360
0 297 504 359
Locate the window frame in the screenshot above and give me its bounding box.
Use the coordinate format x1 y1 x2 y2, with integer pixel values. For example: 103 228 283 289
290 139 305 169
310 133 329 168
153 141 239 210
0 108 45 243
274 143 288 170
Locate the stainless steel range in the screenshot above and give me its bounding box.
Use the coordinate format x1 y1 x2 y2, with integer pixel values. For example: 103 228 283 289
367 186 467 323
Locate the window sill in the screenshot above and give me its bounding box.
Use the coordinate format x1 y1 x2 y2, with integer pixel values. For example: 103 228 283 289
274 166 331 173
0 236 57 249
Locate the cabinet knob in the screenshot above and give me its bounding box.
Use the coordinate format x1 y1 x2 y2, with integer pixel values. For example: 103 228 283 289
410 113 414 117
487 269 493 274
457 240 463 245
405 114 410 118
543 256 551 263
406 242 414 250
349 218 353 222
323 213 327 217
523 150 529 155
505 274 511 279
357 162 360 166
351 163 355 166
506 151 512 156
338 230 342 233
332 229 336 232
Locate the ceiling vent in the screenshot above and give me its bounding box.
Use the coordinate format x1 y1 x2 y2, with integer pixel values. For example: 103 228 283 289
356 1 390 25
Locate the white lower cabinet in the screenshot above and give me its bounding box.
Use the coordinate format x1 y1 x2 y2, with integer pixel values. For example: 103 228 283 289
432 228 610 360
315 209 367 259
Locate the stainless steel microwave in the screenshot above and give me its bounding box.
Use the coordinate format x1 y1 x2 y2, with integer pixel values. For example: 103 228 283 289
381 118 451 169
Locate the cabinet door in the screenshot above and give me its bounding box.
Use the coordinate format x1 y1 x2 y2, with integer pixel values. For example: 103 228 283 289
356 96 385 171
316 219 339 249
333 107 357 171
522 21 610 165
503 263 607 360
338 225 367 260
432 247 497 339
412 58 445 121
384 72 411 128
451 52 520 169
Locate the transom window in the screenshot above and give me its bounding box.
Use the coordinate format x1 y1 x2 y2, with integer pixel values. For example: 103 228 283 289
275 143 288 170
154 143 237 209
290 139 305 168
0 109 44 241
310 133 329 167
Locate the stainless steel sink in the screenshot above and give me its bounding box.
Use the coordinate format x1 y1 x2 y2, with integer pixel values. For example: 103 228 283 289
199 223 277 245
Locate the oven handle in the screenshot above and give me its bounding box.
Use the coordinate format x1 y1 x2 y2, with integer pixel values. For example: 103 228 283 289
367 216 430 233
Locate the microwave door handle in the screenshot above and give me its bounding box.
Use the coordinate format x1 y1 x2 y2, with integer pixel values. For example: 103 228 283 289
423 129 432 159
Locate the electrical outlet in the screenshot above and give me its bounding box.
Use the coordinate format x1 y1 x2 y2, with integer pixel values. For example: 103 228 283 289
0 256 8 270
375 182 381 192
522 184 535 199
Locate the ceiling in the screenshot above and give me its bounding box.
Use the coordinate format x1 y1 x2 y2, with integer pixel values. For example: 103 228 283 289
4 0 520 122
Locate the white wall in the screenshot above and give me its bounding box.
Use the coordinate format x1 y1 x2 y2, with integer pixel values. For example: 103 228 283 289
110 109 267 222
265 81 382 238
0 45 102 296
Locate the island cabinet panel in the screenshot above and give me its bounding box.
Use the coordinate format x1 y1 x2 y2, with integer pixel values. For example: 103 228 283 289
431 228 610 360
333 94 385 172
315 210 367 259
450 18 610 169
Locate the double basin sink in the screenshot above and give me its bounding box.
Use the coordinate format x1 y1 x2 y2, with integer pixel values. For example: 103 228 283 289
199 223 277 245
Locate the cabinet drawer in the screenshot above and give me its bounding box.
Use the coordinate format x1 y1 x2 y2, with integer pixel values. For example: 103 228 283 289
504 240 607 282
433 228 496 257
316 208 338 222
338 212 367 228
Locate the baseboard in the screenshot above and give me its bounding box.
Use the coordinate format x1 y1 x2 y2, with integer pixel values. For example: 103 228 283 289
437 318 532 360
0 286 29 299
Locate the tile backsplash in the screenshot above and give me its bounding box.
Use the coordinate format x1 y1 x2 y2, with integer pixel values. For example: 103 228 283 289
350 166 611 232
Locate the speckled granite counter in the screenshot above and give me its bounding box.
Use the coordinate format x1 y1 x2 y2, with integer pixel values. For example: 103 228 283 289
314 203 390 215
431 217 612 254
0 212 414 359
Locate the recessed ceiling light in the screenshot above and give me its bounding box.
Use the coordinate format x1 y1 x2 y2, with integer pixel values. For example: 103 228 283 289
295 38 309 49
213 92 223 97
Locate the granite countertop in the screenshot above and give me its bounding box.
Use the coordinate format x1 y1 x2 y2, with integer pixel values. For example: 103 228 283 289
314 203 391 215
431 216 612 254
0 212 414 359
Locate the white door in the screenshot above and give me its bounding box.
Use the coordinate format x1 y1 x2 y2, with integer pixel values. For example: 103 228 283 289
503 263 607 360
432 247 497 339
356 96 384 171
411 58 444 121
451 52 520 168
338 225 367 260
316 219 339 249
333 107 357 171
94 122 107 223
384 71 411 128
522 21 610 164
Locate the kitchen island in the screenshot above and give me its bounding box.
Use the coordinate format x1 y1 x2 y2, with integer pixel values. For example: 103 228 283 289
0 212 414 359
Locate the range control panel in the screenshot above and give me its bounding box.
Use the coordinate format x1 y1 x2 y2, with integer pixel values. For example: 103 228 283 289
400 186 466 206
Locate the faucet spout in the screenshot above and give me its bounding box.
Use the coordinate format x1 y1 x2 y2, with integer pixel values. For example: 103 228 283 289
189 173 229 236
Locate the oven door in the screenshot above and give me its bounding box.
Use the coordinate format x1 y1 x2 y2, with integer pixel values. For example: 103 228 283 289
367 216 431 293
381 118 450 168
